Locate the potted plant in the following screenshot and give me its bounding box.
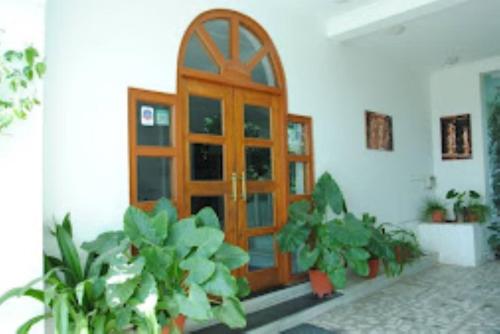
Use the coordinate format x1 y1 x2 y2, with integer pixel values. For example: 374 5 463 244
0 198 250 334
361 214 400 279
446 189 484 222
419 198 447 223
464 202 491 223
487 221 500 259
277 172 372 298
387 227 423 268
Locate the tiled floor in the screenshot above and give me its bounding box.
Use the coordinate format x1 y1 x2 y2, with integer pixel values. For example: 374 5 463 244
310 261 500 334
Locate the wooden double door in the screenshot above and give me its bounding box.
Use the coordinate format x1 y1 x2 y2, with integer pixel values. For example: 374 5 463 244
180 78 286 292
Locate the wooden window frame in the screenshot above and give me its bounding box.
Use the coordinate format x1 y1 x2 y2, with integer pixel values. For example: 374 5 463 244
128 87 180 212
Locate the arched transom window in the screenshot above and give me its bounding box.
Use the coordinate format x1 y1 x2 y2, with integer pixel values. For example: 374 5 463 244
178 10 284 89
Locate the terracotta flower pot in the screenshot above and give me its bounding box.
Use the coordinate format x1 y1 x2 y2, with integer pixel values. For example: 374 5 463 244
395 245 410 264
368 258 380 279
464 213 479 223
162 315 186 334
431 211 445 223
309 270 334 298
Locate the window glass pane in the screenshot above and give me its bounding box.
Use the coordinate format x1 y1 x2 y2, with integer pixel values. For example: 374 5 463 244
247 193 274 228
244 104 270 139
249 234 276 272
239 25 262 63
136 102 172 146
246 147 271 180
289 162 305 195
191 144 223 180
191 196 225 230
204 19 230 59
288 122 306 155
137 157 171 201
189 96 222 135
252 55 276 87
184 33 219 73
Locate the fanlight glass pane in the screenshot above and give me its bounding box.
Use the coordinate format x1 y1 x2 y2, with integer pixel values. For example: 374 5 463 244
246 193 274 228
204 19 230 59
239 24 262 63
252 55 276 87
137 157 172 201
184 33 219 73
249 234 276 272
189 95 223 135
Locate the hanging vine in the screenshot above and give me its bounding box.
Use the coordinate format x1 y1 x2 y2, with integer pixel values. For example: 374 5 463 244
487 86 500 214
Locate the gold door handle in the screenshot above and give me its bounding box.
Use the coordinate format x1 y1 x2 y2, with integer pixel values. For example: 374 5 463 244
241 172 247 201
231 172 238 202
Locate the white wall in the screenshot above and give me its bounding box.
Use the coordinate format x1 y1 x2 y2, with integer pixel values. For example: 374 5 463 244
430 55 500 199
0 1 44 333
44 0 433 246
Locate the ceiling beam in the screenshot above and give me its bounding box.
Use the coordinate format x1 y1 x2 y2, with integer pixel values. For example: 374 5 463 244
326 0 471 42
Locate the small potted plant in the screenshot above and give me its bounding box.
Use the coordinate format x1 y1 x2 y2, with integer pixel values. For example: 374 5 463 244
488 221 500 259
419 198 447 223
446 189 482 222
361 214 400 279
277 172 372 298
464 202 491 223
387 227 423 267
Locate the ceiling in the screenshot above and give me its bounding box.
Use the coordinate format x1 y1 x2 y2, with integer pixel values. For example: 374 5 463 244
336 0 500 72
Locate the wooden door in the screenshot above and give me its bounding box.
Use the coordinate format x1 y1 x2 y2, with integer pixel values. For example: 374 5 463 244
181 78 285 292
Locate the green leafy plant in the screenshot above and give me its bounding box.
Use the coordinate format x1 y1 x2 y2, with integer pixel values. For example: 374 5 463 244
487 221 500 259
0 43 46 131
419 198 447 222
360 214 400 277
487 88 500 214
446 189 481 222
0 198 250 334
277 172 372 289
386 226 423 267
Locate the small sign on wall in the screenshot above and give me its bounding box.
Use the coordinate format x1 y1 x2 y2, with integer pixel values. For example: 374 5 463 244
440 114 472 160
141 105 155 126
365 111 393 151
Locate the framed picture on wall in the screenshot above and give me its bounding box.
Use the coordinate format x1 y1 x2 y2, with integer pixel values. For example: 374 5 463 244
365 111 393 151
440 114 472 160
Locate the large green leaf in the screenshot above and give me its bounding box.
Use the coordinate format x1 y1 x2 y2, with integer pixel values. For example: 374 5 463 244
0 268 57 306
134 273 160 334
152 197 178 223
81 231 126 255
54 293 70 334
91 314 106 334
319 249 341 272
236 277 250 298
61 213 73 238
87 238 130 278
313 172 345 214
56 223 84 284
213 243 249 270
105 256 144 308
276 222 309 252
213 296 246 329
327 214 371 247
327 267 347 289
106 277 140 308
180 256 216 285
166 218 197 258
202 263 238 297
175 284 213 321
16 314 49 334
196 207 221 229
124 206 168 246
297 245 320 271
141 245 175 281
187 226 225 258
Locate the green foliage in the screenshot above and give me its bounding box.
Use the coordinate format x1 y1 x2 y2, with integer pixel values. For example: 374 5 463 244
0 43 46 132
277 172 372 288
446 189 489 222
419 198 447 221
385 225 423 269
487 221 500 258
487 90 500 213
0 198 250 333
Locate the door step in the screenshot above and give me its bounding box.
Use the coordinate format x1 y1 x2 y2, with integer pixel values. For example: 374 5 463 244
187 253 438 334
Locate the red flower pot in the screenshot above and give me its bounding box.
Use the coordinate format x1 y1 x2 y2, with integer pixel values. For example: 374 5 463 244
309 270 334 298
162 315 186 334
431 211 445 223
368 258 380 279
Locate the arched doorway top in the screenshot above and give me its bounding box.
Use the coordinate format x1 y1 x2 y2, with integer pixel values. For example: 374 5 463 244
178 9 286 94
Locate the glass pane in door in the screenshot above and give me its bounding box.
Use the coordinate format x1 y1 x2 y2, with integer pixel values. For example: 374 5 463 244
137 157 172 201
190 144 223 180
288 122 306 155
244 104 270 139
248 234 276 272
289 162 305 195
189 96 222 135
191 196 225 230
246 147 271 180
136 102 172 146
246 193 274 228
